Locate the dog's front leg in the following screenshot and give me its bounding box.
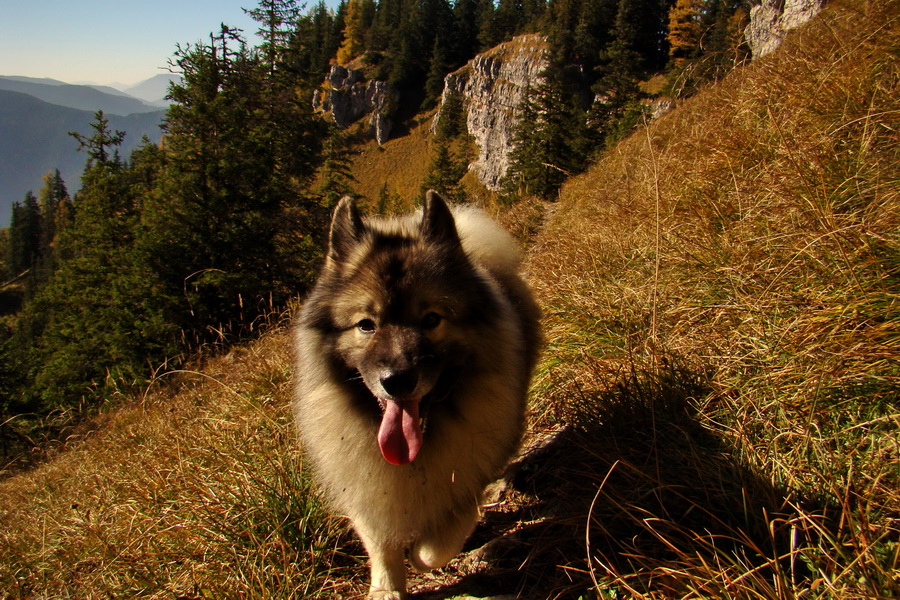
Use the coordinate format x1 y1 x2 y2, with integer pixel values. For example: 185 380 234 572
359 530 407 600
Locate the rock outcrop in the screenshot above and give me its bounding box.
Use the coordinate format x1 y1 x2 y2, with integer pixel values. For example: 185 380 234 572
745 0 825 58
432 34 549 191
312 65 399 145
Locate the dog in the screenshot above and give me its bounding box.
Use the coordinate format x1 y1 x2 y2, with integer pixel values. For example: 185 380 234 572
293 190 541 599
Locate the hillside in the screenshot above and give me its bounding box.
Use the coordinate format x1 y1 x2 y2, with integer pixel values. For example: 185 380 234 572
1 1 897 599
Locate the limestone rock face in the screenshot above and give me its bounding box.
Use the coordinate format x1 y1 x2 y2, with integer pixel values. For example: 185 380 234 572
432 34 549 191
313 65 398 145
745 0 825 58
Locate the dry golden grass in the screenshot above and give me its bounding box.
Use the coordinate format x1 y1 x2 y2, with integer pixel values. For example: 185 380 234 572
344 111 436 209
523 0 900 596
0 327 362 599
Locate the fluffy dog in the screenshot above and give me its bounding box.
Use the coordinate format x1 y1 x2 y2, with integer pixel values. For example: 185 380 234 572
293 191 541 598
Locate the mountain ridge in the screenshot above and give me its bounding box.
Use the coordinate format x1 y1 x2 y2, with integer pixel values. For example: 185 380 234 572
0 75 164 115
0 89 165 224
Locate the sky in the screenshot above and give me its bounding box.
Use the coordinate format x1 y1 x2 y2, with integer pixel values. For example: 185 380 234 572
0 0 324 88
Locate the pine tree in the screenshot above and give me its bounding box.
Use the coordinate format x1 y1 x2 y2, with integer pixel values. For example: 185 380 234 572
476 0 499 50
36 170 69 256
436 87 467 141
23 112 177 409
31 170 71 287
145 24 324 341
451 0 482 64
318 126 357 208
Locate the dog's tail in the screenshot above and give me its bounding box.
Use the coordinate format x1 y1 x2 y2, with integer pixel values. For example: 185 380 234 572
453 206 522 277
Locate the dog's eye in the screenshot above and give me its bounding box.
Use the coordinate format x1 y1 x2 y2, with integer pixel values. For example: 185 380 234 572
421 312 442 330
356 319 376 333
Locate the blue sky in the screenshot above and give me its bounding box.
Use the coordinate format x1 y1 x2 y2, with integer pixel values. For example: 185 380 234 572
0 1 329 88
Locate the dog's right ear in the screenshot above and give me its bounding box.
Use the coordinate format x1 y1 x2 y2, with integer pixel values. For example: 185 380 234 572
328 196 364 264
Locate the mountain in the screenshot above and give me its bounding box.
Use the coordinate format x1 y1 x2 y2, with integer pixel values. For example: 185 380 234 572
0 90 164 225
123 74 181 105
0 76 162 115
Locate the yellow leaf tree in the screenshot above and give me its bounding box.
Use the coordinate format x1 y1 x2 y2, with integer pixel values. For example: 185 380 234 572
668 0 705 64
337 0 366 64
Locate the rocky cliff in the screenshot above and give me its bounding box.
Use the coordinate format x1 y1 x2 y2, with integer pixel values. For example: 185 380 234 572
432 34 549 191
745 0 825 58
312 65 399 145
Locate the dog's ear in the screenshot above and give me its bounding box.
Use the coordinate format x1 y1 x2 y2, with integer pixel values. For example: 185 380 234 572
421 190 461 249
328 196 364 263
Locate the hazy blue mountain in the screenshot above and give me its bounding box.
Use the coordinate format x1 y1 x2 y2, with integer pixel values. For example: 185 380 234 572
123 74 181 105
0 90 164 225
0 76 161 115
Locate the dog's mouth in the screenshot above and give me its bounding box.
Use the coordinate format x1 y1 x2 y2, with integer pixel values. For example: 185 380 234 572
377 397 423 466
375 384 448 466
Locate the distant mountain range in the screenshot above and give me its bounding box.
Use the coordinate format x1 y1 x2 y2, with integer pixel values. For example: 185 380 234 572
0 74 181 226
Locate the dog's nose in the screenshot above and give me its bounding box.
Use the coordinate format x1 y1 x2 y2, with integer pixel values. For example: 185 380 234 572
380 370 418 399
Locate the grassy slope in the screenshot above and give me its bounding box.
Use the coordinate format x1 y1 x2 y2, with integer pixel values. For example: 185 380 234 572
525 0 899 595
2 0 898 598
343 111 435 209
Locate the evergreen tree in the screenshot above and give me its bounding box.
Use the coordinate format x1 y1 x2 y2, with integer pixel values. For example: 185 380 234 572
476 0 500 50
424 35 451 108
6 193 41 277
23 112 176 408
435 87 467 141
36 170 69 256
145 23 323 341
290 2 341 81
318 126 357 208
507 59 591 198
451 0 482 64
420 140 467 202
32 170 71 288
246 0 303 74
69 111 126 167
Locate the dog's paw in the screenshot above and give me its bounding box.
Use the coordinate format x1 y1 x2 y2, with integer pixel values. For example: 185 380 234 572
367 590 406 600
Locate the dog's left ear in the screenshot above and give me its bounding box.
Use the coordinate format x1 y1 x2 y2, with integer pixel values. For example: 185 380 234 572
421 190 461 249
328 196 364 264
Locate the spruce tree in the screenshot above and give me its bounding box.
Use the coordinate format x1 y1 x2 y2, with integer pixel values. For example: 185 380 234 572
421 140 467 202
6 193 41 277
507 59 591 199
23 112 176 409
246 0 302 74
424 36 451 108
69 111 125 167
32 170 71 288
145 23 324 342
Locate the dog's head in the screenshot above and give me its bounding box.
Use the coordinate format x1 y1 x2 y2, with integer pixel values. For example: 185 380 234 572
308 191 496 465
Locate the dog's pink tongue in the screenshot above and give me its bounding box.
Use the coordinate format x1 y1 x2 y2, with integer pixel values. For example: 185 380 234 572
377 399 422 465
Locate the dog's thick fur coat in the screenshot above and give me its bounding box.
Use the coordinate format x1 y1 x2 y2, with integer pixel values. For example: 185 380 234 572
293 192 541 599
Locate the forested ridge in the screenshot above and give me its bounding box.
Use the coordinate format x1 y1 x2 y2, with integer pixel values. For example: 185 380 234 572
0 0 748 463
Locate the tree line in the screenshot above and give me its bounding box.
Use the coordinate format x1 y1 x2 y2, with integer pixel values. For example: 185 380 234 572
1 0 750 456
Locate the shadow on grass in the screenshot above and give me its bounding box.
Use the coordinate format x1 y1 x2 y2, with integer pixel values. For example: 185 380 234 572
418 362 825 599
